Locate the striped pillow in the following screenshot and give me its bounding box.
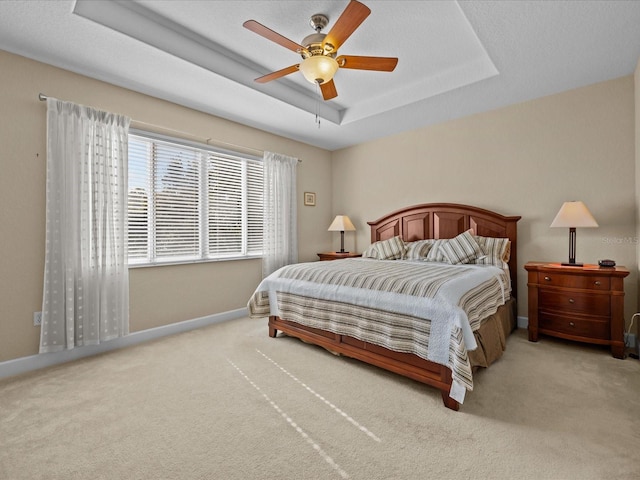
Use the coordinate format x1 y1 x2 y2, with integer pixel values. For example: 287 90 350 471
440 229 484 265
373 236 406 260
473 235 511 267
404 240 433 260
424 239 447 262
361 243 379 259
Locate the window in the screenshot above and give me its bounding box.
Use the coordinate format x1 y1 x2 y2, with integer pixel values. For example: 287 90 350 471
127 132 263 265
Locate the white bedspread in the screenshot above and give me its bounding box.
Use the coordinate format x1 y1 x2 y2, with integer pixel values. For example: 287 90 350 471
249 259 509 403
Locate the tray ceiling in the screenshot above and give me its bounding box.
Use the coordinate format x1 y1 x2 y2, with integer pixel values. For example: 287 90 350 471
1 1 640 151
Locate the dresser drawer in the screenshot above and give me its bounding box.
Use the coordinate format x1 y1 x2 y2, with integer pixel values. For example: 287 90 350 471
537 272 610 290
539 290 610 316
539 312 609 340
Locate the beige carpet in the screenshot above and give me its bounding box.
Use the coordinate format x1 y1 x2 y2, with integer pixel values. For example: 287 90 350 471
1 317 639 480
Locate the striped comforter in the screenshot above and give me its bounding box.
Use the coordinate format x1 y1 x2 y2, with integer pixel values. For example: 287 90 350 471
247 258 510 403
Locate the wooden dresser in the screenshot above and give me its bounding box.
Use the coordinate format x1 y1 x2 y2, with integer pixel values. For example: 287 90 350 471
525 262 629 358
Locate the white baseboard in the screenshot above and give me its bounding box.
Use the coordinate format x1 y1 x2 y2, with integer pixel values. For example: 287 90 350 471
517 316 529 329
0 308 248 380
2 311 531 380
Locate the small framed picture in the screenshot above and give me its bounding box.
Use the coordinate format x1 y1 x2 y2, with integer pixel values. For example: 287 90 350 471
304 192 316 206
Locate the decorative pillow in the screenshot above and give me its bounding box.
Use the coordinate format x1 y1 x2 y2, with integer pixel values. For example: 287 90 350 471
440 229 485 265
404 240 433 260
361 243 379 259
373 235 406 260
473 235 511 267
424 239 447 262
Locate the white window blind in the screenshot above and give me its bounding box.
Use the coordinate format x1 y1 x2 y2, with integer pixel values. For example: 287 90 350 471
127 133 263 265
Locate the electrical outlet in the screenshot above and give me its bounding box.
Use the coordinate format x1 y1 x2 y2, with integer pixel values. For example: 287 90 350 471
624 333 636 348
33 311 42 326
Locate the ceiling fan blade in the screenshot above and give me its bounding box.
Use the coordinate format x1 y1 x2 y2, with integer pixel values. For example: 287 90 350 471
243 20 304 53
336 55 398 71
255 65 300 83
320 80 338 100
323 0 371 51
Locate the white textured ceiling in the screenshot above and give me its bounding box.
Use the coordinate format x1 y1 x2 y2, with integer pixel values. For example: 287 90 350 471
1 0 640 151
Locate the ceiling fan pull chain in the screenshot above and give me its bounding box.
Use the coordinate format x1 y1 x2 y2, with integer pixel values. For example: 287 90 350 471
315 82 321 128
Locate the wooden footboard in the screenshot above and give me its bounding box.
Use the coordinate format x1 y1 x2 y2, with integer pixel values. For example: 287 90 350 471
268 315 460 411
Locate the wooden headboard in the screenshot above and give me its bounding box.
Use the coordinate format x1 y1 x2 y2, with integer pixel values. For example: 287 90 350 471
368 203 521 300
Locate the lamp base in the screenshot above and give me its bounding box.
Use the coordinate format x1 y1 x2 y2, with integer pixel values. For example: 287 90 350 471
562 229 582 267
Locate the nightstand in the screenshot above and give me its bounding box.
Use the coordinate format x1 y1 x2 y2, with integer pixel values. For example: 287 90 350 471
525 262 629 359
317 252 362 261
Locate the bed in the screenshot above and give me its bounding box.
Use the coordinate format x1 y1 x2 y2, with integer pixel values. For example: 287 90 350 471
248 203 520 410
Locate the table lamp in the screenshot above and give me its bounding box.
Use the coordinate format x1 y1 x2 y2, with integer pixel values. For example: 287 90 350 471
550 201 598 266
328 215 356 253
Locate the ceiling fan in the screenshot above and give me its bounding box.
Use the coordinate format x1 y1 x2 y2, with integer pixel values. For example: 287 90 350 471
243 0 398 101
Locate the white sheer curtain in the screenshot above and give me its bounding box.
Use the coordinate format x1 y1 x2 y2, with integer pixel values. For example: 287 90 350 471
262 151 298 278
40 98 131 353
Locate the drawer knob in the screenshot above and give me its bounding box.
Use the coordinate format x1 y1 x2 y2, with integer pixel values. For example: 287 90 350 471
544 276 551 281
594 281 601 286
568 298 575 304
569 322 575 327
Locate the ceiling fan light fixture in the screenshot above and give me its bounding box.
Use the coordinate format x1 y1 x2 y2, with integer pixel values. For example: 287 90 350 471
300 55 338 84
244 1 396 100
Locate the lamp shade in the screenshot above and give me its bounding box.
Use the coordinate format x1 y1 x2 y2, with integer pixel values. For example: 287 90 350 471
328 215 356 232
550 201 598 228
300 55 339 85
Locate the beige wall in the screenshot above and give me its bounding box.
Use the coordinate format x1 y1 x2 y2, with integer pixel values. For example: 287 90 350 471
332 76 638 322
0 50 333 362
1 48 638 365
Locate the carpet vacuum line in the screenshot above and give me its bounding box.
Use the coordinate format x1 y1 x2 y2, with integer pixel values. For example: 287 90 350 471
255 349 381 443
226 358 350 480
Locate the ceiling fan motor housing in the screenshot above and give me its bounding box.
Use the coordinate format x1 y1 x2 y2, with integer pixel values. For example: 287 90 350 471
301 13 336 58
300 33 336 59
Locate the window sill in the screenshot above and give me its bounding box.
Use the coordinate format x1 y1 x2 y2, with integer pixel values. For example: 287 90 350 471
128 255 262 269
